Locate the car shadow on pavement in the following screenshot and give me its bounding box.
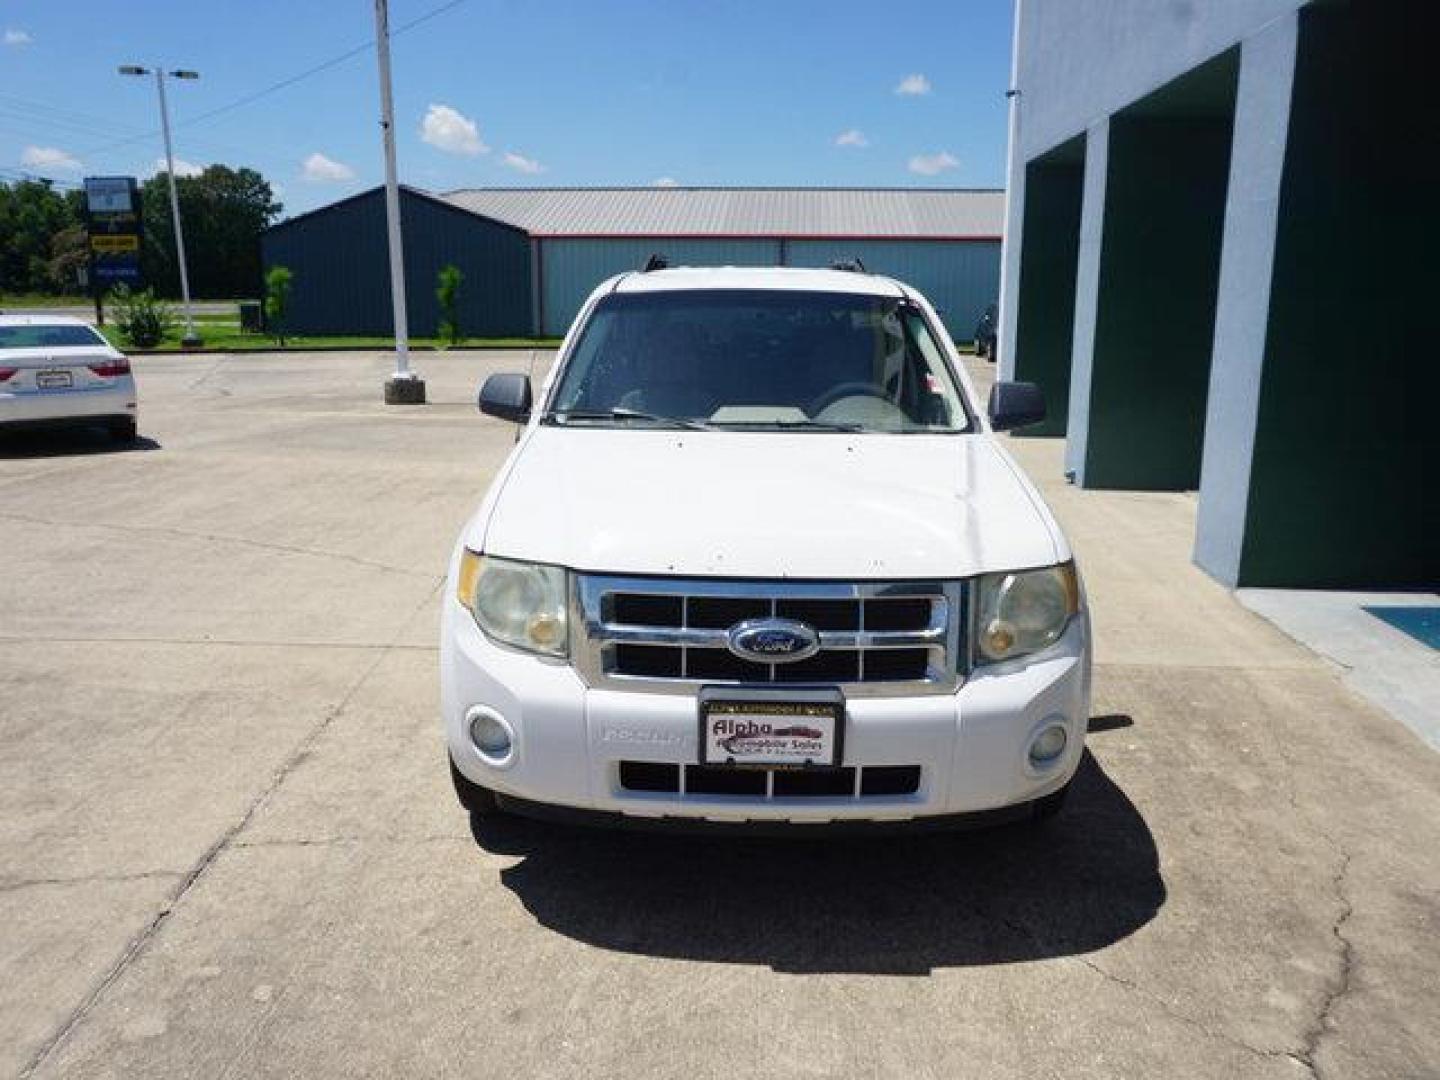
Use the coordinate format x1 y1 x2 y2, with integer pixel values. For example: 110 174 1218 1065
0 427 160 457
468 748 1163 975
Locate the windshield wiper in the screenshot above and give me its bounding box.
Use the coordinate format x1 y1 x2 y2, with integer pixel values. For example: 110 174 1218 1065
711 418 867 433
547 407 714 431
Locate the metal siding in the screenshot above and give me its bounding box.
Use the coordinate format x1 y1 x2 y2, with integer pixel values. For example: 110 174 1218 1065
786 239 1002 338
399 193 532 338
261 189 531 337
444 188 1004 238
539 238 782 336
261 189 392 335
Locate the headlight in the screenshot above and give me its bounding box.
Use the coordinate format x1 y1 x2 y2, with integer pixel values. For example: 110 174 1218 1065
975 562 1080 663
456 551 568 657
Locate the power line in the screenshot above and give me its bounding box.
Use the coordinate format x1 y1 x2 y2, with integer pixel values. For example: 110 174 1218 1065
77 0 471 158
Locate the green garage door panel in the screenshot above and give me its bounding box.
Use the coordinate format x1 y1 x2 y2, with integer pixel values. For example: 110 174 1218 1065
539 239 781 337
786 240 1000 341
261 188 532 337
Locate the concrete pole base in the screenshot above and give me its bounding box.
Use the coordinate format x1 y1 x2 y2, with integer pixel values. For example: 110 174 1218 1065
384 376 427 405
180 336 204 348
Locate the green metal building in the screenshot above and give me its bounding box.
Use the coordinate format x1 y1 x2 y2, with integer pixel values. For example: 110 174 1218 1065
260 186 1004 340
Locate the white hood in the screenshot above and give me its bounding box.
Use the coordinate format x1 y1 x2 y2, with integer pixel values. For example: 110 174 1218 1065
475 427 1064 580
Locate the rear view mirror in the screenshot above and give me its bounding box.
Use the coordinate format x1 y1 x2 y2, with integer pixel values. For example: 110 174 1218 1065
987 381 1046 431
478 373 533 423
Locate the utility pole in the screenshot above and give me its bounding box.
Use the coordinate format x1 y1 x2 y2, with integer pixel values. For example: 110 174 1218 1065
374 0 425 404
995 0 1024 378
119 65 202 347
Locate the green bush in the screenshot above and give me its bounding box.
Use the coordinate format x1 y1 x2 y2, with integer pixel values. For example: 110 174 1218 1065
264 265 293 346
109 284 174 348
436 263 463 346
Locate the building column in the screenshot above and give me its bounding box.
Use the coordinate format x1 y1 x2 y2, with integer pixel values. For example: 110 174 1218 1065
1063 118 1109 482
996 152 1025 382
1193 14 1298 585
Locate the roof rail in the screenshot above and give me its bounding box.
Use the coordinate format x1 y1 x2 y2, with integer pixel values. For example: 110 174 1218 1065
830 257 867 273
642 253 669 272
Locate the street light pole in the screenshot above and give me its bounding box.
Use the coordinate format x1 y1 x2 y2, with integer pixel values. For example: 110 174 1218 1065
120 65 202 347
374 0 425 404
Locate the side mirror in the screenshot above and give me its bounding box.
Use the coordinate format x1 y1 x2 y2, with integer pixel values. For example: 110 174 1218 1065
987 380 1046 431
478 373 533 423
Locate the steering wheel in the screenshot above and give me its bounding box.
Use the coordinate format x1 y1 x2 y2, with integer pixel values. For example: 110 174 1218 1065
806 382 891 416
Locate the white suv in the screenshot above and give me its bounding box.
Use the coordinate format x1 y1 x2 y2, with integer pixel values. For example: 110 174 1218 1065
443 266 1089 830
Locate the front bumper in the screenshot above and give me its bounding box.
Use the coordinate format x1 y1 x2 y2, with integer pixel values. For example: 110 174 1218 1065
442 598 1091 825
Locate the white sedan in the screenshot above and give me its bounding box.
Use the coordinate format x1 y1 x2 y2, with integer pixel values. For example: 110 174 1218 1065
0 316 138 441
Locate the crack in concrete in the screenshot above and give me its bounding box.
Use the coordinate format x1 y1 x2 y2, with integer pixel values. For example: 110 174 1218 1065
17 578 443 1080
1287 852 1356 1080
0 510 442 581
0 870 184 896
1260 724 1362 1080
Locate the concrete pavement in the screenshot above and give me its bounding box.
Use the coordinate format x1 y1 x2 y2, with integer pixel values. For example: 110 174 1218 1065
0 351 1435 1079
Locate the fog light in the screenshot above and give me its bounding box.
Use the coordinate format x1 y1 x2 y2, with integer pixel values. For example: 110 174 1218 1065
1028 723 1068 767
467 706 513 762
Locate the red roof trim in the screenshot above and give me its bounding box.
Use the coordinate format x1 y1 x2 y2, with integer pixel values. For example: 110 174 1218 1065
531 233 1002 242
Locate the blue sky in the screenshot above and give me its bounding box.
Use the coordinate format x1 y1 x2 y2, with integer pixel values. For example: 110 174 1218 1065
1 0 1014 216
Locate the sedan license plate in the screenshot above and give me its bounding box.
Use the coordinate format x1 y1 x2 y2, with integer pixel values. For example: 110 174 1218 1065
36 369 72 390
698 686 844 768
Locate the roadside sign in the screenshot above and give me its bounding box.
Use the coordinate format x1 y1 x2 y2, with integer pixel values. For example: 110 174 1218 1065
90 234 140 254
84 177 136 216
83 176 143 286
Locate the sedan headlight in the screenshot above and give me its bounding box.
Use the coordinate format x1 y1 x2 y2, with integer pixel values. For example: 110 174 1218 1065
975 562 1080 663
456 551 568 657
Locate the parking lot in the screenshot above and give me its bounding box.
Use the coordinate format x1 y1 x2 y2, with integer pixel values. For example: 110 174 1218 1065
1 349 1436 1079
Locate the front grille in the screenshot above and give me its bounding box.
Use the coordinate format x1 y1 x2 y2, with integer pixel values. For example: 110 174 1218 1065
617 761 922 798
575 575 962 696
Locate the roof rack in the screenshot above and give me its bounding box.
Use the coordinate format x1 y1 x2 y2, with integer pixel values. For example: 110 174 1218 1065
830 258 867 273
642 253 669 272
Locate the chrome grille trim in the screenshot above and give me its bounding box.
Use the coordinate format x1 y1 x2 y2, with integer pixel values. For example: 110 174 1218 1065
573 574 964 697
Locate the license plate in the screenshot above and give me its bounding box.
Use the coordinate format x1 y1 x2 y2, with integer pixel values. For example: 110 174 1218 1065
698 686 844 768
36 370 72 389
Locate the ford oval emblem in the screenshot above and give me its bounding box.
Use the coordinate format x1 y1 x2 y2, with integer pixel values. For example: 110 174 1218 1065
726 618 821 664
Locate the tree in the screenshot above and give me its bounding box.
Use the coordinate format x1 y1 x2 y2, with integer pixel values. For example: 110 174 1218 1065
264 265 293 346
0 180 83 294
140 165 282 299
436 264 463 345
47 224 90 293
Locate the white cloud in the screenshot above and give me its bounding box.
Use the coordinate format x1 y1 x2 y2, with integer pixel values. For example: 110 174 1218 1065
502 151 545 175
152 157 204 178
20 145 80 171
4 28 33 45
421 103 486 156
653 176 678 187
834 129 868 148
301 152 356 183
907 151 959 176
894 73 932 96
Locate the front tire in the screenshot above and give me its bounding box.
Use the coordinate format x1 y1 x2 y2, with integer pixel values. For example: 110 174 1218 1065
450 759 500 816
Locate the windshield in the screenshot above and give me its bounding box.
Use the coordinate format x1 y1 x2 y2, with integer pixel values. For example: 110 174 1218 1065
547 289 973 433
0 324 107 348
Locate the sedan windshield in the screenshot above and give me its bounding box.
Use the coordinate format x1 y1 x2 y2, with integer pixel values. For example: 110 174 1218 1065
0 324 107 348
547 289 972 433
